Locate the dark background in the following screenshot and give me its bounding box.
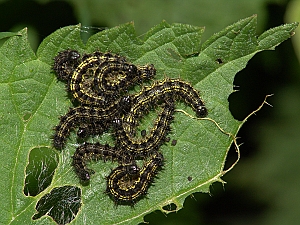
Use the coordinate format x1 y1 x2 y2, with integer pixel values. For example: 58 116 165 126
1 0 299 224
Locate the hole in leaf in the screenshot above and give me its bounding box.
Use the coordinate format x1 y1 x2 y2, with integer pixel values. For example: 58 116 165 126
22 112 32 121
32 186 82 225
216 58 223 64
24 147 58 196
162 203 177 212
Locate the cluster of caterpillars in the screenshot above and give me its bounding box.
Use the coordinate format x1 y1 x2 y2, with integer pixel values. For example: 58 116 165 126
52 49 207 205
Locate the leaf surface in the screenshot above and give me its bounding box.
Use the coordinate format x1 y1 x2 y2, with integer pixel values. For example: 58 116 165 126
0 16 297 225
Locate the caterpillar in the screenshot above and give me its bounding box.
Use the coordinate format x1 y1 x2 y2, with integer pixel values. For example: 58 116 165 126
69 52 155 106
53 50 156 106
72 142 123 181
114 102 174 158
52 95 131 150
52 50 81 81
123 78 207 137
105 152 164 204
114 78 207 157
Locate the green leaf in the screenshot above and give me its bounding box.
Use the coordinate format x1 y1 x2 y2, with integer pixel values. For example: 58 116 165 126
0 16 297 225
0 31 22 40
